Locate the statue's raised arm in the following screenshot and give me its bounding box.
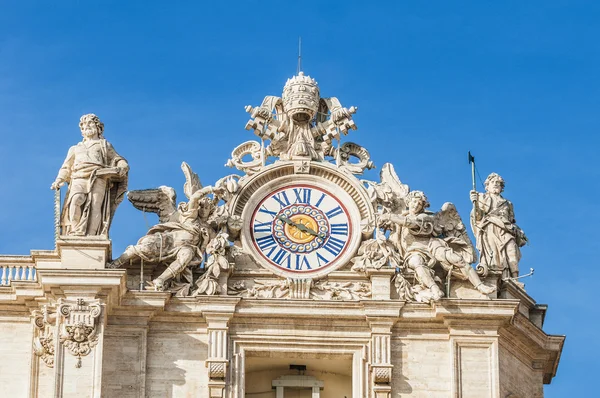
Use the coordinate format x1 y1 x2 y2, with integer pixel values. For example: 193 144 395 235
108 162 240 295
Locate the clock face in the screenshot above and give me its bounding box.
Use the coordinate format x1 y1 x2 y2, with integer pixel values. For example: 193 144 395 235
249 184 352 274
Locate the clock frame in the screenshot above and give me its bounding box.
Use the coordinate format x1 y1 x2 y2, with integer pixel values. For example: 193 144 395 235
248 183 353 276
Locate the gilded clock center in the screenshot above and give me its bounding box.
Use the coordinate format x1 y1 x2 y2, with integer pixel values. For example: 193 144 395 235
284 214 319 243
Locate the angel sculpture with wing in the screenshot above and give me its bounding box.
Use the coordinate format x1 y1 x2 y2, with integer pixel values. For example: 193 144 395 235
380 190 497 302
108 162 237 293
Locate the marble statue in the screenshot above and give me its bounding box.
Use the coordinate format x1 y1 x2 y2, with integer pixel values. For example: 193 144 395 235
51 114 128 236
470 173 527 278
380 191 496 302
108 162 239 295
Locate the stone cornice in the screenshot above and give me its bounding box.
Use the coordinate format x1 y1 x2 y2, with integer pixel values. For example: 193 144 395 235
35 268 126 312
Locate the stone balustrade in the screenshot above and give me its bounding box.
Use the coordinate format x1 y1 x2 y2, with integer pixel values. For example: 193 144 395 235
0 257 36 286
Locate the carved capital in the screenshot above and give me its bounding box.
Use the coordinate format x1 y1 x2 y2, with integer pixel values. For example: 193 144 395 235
58 298 102 368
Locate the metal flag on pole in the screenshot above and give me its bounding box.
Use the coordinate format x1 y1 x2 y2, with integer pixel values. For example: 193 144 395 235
468 151 476 192
468 151 480 223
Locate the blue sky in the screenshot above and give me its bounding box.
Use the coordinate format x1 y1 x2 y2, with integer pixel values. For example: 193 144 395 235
1 1 598 395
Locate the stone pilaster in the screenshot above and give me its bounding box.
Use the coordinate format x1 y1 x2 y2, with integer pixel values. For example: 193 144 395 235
33 268 126 398
205 312 234 398
369 323 393 398
365 302 401 398
54 297 105 398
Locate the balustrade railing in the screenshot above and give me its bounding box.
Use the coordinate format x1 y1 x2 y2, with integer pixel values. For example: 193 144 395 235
0 264 37 286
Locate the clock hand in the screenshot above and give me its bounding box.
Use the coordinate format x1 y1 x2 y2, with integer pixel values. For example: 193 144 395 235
295 224 326 239
276 215 324 238
276 214 295 226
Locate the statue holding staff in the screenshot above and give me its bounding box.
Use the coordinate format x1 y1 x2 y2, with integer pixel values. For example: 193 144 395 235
51 114 129 236
470 173 527 279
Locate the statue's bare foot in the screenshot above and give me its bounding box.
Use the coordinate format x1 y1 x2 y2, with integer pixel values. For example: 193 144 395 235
146 279 165 291
430 284 444 301
476 283 496 295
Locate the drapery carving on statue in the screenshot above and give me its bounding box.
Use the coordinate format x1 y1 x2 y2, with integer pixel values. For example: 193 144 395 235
229 72 362 174
108 162 241 296
359 164 496 302
51 113 128 236
33 305 57 368
470 173 528 281
58 298 101 368
379 191 496 303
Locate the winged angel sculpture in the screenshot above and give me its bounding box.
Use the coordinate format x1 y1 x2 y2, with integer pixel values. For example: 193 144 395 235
108 162 241 296
354 164 496 302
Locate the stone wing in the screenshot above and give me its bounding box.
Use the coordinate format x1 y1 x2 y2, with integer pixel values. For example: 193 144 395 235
127 186 177 223
435 202 477 265
379 163 410 212
182 161 203 200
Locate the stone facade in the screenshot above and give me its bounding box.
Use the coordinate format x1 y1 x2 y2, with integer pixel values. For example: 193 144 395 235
0 72 564 397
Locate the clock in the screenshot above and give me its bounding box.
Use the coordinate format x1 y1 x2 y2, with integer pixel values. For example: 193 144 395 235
243 179 362 278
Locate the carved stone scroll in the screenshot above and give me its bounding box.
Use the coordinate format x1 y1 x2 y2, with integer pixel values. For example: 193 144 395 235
225 140 263 175
33 305 57 368
335 142 375 175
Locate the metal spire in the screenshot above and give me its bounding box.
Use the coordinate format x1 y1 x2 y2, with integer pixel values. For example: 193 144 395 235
297 36 302 75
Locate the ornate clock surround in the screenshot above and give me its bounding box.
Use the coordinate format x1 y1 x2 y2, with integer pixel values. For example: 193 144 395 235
231 161 375 279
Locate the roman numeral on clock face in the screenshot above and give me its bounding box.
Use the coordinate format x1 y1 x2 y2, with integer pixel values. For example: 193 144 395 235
259 205 278 217
293 188 312 204
322 236 345 257
253 220 272 233
325 206 344 218
330 223 349 236
256 235 277 250
272 192 290 208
